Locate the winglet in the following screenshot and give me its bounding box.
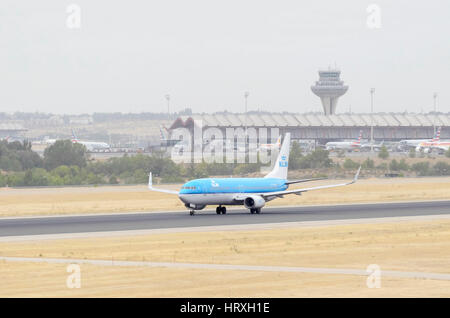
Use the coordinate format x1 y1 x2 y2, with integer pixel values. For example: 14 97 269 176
147 172 179 195
350 166 361 184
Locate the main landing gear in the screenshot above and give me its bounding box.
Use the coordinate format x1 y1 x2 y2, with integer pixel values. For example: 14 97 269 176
189 210 195 216
216 206 227 215
250 208 261 214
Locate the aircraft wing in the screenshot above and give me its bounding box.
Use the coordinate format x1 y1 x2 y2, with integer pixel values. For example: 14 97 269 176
148 172 179 195
285 177 327 185
261 166 360 199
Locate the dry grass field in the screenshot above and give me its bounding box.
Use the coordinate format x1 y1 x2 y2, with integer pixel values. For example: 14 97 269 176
1 218 450 297
0 177 450 217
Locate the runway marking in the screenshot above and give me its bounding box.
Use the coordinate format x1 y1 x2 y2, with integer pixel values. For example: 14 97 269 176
1 213 449 242
1 256 450 281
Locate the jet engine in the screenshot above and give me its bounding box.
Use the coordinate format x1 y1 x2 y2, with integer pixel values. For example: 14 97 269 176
244 195 266 209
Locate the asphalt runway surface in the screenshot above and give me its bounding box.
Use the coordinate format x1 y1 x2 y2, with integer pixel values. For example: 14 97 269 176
1 200 449 237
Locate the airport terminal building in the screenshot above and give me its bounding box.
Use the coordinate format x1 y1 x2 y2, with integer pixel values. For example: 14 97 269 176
0 122 27 139
169 113 450 143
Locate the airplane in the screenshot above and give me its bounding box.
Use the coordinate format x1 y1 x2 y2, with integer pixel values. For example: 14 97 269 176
148 133 361 215
204 138 247 153
159 125 168 142
259 136 282 151
416 129 449 153
417 140 450 154
399 128 441 150
360 140 384 152
325 131 362 151
41 136 58 145
71 129 110 152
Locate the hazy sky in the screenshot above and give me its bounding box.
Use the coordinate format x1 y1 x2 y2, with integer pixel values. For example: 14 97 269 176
1 0 449 114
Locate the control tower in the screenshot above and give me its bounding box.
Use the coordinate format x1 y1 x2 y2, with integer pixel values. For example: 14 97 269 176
311 69 348 115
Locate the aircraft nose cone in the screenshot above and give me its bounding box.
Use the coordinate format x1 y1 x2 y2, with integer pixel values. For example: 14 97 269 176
178 194 189 204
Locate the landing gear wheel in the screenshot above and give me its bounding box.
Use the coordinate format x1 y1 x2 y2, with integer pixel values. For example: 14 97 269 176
221 207 227 214
216 207 221 215
190 210 195 216
250 209 255 214
255 208 261 214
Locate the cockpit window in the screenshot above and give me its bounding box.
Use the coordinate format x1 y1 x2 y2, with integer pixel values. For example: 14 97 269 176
182 186 196 190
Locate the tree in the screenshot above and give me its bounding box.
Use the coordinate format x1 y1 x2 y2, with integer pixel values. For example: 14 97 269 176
17 151 43 170
0 140 43 171
411 162 430 176
362 158 375 169
299 149 332 169
44 140 88 170
343 158 359 170
389 159 408 171
108 175 119 184
433 162 450 176
288 141 303 170
378 145 389 159
398 159 409 171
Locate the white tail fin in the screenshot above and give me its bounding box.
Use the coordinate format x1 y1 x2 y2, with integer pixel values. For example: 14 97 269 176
265 133 291 179
71 129 78 142
352 130 363 146
159 125 167 141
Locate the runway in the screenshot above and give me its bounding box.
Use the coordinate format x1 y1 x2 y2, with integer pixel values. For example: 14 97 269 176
1 200 450 237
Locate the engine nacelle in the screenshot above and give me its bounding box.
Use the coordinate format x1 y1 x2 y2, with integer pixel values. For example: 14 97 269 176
184 203 206 210
244 195 266 209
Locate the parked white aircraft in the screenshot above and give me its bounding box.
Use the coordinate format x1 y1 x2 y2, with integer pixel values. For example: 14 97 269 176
259 136 281 151
360 140 384 152
418 141 450 153
399 128 441 150
416 130 449 153
40 136 58 145
71 130 110 152
325 131 362 151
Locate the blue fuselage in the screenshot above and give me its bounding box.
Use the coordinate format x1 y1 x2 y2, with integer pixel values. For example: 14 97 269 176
179 178 288 195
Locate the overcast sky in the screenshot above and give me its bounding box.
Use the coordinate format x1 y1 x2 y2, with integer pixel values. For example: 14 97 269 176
1 0 448 114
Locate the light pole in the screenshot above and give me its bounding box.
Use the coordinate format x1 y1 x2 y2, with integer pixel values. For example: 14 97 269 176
433 92 438 136
370 88 375 152
165 94 170 119
244 91 249 142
